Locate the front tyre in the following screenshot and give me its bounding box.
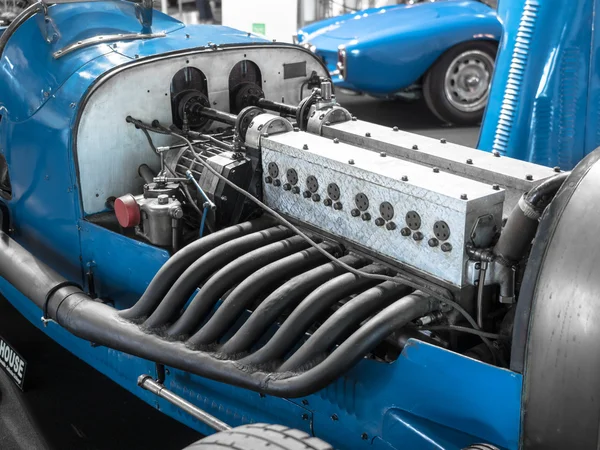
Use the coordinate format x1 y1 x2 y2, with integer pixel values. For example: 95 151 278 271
423 41 497 126
184 424 333 450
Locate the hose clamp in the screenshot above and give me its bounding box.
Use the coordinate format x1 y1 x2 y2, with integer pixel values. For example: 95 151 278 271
519 195 541 220
42 281 81 327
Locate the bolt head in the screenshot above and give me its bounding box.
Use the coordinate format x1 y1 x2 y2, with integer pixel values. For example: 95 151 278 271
303 144 309 150
265 176 273 184
492 150 501 157
333 202 343 211
157 194 169 205
492 184 500 190
273 179 281 187
283 183 291 191
460 193 468 200
348 159 355 165
440 138 447 144
466 158 473 165
412 145 419 150
323 198 333 207
401 175 409 182
413 231 424 241
303 190 312 198
294 127 300 132
292 186 301 194
386 221 397 231
554 166 561 173
428 238 439 247
375 217 385 226
325 121 331 126
333 138 340 144
361 433 369 441
401 227 411 237
433 167 440 173
351 116 357 121
526 174 533 181
312 193 321 202
351 208 361 217
393 126 399 131
365 132 371 137
441 242 453 252
361 213 371 221
331 414 339 421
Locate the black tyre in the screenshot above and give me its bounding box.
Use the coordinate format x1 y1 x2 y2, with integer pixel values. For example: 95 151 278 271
423 41 497 126
184 424 333 450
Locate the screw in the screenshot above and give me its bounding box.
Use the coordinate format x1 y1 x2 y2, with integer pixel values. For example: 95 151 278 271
273 179 281 187
401 227 411 237
324 198 333 207
375 217 385 226
331 414 339 421
361 433 369 440
351 208 361 217
386 221 397 231
441 243 453 252
302 399 309 406
312 193 321 202
492 184 500 190
440 138 447 144
492 150 501 157
333 202 343 210
351 116 357 121
401 175 409 182
433 167 440 173
283 183 291 191
365 132 371 137
380 152 387 157
333 138 340 144
526 174 533 181
393 126 399 131
303 144 309 150
460 193 468 200
302 414 309 421
412 144 419 150
303 191 312 198
413 231 424 241
554 166 561 173
348 159 355 165
70 102 76 108
466 158 473 164
292 186 301 194
265 176 273 184
428 238 439 247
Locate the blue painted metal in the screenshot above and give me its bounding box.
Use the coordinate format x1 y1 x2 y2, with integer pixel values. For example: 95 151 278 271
0 2 522 449
297 1 500 95
479 0 600 170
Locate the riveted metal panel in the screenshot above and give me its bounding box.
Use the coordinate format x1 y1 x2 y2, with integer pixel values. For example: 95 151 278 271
262 131 504 286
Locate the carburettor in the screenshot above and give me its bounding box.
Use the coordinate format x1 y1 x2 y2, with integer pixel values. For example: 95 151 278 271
114 181 184 249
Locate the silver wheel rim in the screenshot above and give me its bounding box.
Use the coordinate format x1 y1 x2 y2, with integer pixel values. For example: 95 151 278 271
444 49 494 113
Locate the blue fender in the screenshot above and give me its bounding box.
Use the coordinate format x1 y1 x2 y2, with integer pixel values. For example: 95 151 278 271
340 1 500 94
479 0 600 170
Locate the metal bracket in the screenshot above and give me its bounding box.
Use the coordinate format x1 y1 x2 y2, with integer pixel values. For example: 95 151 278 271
52 32 166 59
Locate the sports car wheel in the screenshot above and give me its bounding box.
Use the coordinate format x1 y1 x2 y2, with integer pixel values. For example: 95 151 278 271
423 41 497 126
184 424 333 449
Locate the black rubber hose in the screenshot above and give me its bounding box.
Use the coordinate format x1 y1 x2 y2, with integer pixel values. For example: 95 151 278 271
0 230 438 397
120 216 275 320
143 226 292 329
279 281 412 372
526 172 570 208
240 263 388 366
187 242 342 347
167 235 311 338
138 164 156 184
218 254 366 355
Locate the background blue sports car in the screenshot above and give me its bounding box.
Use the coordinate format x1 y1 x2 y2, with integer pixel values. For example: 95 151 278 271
297 0 501 125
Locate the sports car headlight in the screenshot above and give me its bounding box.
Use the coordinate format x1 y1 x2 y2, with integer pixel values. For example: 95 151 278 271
337 46 347 79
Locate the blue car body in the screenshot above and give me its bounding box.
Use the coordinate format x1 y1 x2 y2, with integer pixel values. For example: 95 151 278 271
0 2 522 449
297 1 501 96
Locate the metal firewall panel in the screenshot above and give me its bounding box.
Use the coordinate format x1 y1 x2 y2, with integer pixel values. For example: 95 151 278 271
261 131 504 286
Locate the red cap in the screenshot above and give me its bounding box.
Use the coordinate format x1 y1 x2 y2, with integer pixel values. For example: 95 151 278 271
114 194 141 228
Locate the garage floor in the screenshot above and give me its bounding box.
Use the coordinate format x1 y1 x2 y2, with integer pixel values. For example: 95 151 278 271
0 95 478 450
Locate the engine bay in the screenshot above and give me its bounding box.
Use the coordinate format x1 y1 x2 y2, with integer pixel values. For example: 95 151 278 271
76 44 560 371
